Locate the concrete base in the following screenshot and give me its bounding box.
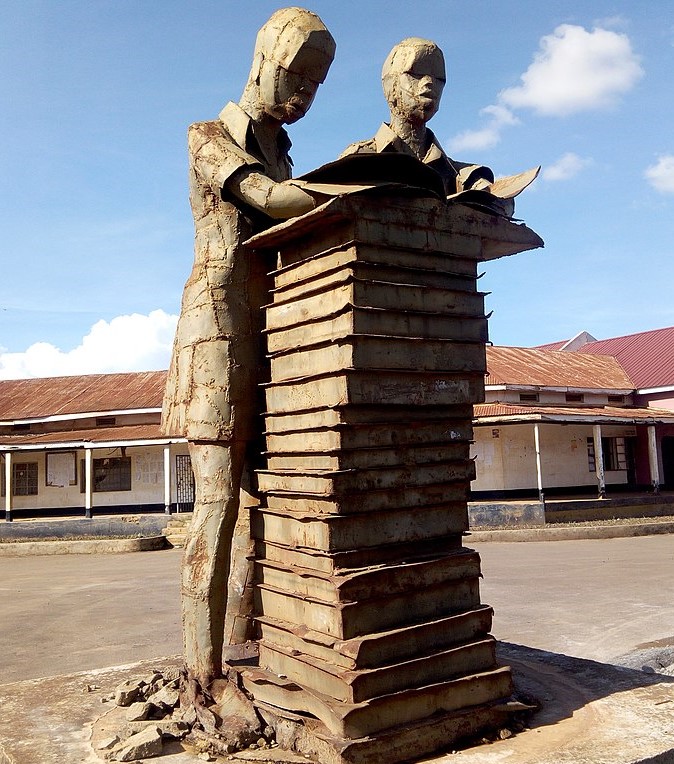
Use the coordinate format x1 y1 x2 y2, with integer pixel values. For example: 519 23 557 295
1 645 673 764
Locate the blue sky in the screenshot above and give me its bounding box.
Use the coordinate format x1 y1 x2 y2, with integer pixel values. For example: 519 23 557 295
1 0 673 378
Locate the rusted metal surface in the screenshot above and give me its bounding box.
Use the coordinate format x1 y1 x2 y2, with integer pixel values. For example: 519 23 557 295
265 370 486 412
573 325 674 389
254 537 463 574
485 345 633 389
242 665 513 738
255 550 482 603
258 637 497 702
257 461 475 495
256 606 494 669
266 279 487 329
270 261 477 303
262 483 470 515
266 306 489 353
251 503 468 550
474 401 674 424
254 577 481 640
266 442 468 471
269 336 486 380
265 419 473 454
269 241 479 288
241 192 542 756
0 422 164 446
265 403 474 430
244 193 542 262
0 371 166 422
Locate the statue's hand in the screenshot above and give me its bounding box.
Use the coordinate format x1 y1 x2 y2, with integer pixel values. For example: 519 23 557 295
228 171 316 220
267 180 316 219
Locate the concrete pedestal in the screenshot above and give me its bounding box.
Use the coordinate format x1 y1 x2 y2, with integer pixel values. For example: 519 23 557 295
244 192 543 763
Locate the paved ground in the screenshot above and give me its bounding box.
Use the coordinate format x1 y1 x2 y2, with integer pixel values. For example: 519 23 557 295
0 547 182 683
1 537 673 763
1 535 673 685
473 534 674 663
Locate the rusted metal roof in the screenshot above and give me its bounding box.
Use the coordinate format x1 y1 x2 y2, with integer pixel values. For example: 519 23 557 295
474 402 674 424
0 371 167 421
486 346 633 390
0 423 172 448
534 340 567 351
577 326 674 390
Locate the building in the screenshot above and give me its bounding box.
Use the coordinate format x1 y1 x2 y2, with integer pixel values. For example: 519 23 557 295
0 371 191 520
471 329 674 499
3 324 673 519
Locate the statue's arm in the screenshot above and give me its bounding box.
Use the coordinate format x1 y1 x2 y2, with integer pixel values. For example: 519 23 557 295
189 122 315 220
227 170 316 219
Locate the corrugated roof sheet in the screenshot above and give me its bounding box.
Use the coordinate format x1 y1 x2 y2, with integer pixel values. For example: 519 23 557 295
0 371 167 421
474 402 674 423
576 326 674 389
0 423 168 447
486 346 633 390
534 340 567 351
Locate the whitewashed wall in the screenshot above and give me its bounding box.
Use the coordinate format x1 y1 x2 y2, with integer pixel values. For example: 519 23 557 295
471 423 633 492
5 443 190 511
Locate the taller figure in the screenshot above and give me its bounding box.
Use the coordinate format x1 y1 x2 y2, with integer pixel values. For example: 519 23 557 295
162 8 335 698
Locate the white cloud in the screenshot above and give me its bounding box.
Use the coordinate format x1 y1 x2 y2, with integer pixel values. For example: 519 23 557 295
448 23 643 152
542 152 593 181
644 155 674 194
499 24 643 117
447 104 519 154
0 310 178 380
448 126 501 154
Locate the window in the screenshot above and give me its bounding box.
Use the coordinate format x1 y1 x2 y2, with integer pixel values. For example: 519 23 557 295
565 393 584 403
587 437 627 472
46 452 77 487
96 416 117 427
608 395 624 404
6 462 39 496
82 457 132 492
519 393 539 402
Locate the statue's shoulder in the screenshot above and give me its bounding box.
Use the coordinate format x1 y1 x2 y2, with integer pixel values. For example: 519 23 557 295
339 137 377 159
188 120 226 140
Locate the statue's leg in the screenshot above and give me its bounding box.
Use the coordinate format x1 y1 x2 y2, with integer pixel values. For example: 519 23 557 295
224 486 257 646
182 439 246 690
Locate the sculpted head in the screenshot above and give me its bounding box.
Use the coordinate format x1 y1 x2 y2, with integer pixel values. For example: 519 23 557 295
382 38 446 126
246 7 336 124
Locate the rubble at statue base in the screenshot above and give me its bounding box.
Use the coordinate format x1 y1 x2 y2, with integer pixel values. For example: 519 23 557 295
237 187 543 764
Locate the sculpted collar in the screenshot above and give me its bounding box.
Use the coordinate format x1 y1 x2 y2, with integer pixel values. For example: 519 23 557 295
372 123 447 165
218 101 292 156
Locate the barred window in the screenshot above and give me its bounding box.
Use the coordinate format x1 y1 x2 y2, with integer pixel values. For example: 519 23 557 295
587 437 627 472
13 462 39 496
91 457 131 492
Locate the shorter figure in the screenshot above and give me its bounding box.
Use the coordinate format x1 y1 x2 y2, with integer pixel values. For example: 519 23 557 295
342 38 537 214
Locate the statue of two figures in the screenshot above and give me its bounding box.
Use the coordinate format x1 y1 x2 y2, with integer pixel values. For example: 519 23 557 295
162 6 537 724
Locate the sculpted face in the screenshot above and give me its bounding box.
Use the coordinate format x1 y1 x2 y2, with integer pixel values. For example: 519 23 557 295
383 39 446 126
258 59 324 124
250 8 335 125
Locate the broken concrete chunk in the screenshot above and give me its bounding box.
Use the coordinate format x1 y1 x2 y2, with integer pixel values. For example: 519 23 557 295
95 735 119 751
146 684 179 712
140 672 163 687
156 719 189 739
159 665 182 683
113 725 163 761
114 680 142 707
125 701 152 722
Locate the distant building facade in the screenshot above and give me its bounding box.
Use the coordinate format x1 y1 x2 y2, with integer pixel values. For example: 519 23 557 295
0 372 190 520
472 328 674 499
3 325 674 519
